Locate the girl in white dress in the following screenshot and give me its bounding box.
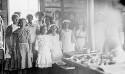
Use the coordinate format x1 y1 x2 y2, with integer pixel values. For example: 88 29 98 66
35 25 52 69
74 23 86 51
49 24 63 64
60 20 75 53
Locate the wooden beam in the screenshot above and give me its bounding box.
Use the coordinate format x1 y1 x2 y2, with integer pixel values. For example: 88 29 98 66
86 0 95 51
90 0 95 51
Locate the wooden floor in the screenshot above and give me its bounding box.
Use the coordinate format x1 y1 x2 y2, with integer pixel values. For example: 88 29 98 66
1 64 70 74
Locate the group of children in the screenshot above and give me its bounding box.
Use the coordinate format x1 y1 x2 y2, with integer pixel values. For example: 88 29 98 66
4 11 86 74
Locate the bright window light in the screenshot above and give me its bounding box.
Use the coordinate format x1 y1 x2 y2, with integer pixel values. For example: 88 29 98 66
8 0 40 24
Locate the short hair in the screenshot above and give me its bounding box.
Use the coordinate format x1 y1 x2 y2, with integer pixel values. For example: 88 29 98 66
11 14 18 20
35 11 44 18
18 18 27 27
26 14 33 19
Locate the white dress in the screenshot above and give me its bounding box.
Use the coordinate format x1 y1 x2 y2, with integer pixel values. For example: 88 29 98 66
27 24 37 44
49 34 63 64
35 35 52 68
61 29 75 53
75 28 86 51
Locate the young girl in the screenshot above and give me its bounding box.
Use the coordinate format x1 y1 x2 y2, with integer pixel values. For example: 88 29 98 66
4 14 19 72
12 18 32 74
60 20 75 53
48 24 63 64
35 25 52 74
26 14 38 67
74 20 86 51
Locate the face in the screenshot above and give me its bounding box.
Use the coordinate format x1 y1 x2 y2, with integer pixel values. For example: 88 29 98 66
27 16 33 22
64 22 69 29
12 16 19 24
55 13 59 19
42 26 47 34
20 19 27 27
51 25 57 33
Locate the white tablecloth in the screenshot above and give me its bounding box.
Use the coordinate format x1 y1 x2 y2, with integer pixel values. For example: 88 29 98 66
100 63 125 74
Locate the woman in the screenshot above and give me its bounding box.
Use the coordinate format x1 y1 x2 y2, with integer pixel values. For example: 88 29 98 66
52 10 61 30
35 11 45 35
26 14 37 43
48 24 63 64
4 14 20 72
74 20 86 51
13 18 32 73
26 14 38 67
35 25 52 74
60 20 75 53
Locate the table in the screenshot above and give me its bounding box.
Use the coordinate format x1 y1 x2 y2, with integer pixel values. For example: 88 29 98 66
100 63 125 74
62 51 108 74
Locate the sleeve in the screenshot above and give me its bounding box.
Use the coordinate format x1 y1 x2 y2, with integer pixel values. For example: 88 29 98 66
59 30 63 41
60 41 62 50
49 37 52 50
35 36 39 51
5 26 12 44
28 30 31 44
11 33 18 54
5 26 12 37
36 24 40 35
71 30 76 43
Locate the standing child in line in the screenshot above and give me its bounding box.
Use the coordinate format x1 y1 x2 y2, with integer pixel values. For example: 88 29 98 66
4 14 20 74
35 25 52 74
48 24 63 74
26 14 38 67
74 19 86 51
60 20 75 53
48 24 63 64
13 18 32 74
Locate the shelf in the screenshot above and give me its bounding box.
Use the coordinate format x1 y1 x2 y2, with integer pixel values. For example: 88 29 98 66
45 6 83 9
45 6 61 8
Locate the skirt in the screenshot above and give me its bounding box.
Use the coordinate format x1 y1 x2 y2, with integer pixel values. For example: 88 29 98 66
19 43 32 69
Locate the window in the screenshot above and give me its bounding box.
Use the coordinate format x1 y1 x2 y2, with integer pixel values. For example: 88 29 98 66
8 0 40 24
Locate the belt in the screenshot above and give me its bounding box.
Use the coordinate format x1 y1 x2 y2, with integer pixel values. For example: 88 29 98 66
76 37 86 38
19 43 29 44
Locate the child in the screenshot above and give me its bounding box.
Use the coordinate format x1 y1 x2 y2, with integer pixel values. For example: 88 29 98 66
48 24 63 64
74 19 86 51
35 25 52 74
60 20 75 53
26 14 38 67
4 14 19 72
12 18 32 74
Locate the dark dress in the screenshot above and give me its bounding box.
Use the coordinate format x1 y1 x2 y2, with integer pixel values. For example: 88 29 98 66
5 25 21 70
13 28 32 69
